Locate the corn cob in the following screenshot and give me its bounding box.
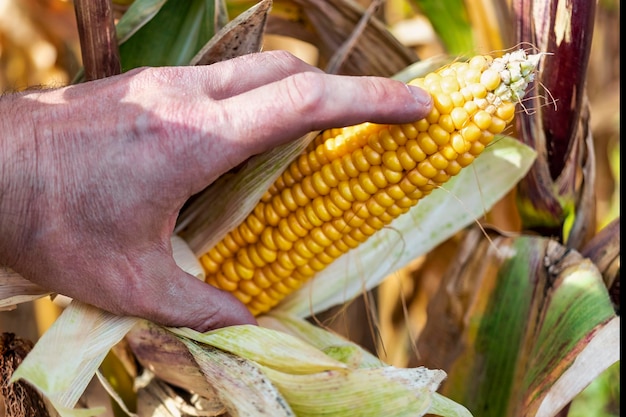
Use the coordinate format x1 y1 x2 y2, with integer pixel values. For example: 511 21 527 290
201 49 540 316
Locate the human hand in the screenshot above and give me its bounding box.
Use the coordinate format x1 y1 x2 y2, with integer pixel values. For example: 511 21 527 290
0 51 432 332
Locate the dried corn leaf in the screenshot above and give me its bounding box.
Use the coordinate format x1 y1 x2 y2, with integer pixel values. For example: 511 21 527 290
415 227 618 417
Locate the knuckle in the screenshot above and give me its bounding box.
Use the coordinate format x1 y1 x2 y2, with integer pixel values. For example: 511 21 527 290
283 71 326 116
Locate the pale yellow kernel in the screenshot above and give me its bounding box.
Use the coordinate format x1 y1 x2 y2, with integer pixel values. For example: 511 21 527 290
488 116 507 134
450 91 465 107
417 160 438 178
460 86 473 101
470 83 488 99
433 92 454 115
408 78 426 89
417 132 439 154
397 147 417 170
480 68 501 91
463 100 479 116
464 68 482 84
450 107 470 130
472 110 492 130
415 118 430 132
349 178 369 202
352 149 371 172
369 166 389 189
382 151 403 171
428 124 451 146
405 139 427 162
496 102 516 122
389 125 408 145
357 172 378 195
440 75 461 94
438 114 456 133
401 123 419 140
468 55 487 71
424 71 442 87
380 129 398 151
459 123 481 145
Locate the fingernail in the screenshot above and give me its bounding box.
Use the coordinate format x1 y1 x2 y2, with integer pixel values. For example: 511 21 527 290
407 85 432 107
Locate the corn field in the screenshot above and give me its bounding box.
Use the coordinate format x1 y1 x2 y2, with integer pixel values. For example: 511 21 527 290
0 0 619 417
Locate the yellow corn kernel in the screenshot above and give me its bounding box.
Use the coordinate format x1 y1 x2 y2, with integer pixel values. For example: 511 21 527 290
201 50 539 315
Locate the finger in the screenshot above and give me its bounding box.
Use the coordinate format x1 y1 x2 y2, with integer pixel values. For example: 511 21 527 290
194 50 323 99
207 70 433 160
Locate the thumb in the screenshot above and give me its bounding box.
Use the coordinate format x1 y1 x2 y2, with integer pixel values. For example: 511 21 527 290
140 237 256 331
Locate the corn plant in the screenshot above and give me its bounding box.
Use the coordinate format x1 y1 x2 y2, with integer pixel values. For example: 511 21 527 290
0 0 619 416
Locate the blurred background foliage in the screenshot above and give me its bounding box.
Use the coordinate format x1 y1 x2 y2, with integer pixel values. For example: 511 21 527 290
0 0 619 416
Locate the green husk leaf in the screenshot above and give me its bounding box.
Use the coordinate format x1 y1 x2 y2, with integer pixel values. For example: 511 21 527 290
258 313 385 369
274 136 537 317
258 364 445 417
114 0 168 44
170 325 347 373
10 301 139 416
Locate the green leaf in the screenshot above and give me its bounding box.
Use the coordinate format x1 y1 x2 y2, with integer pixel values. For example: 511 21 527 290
118 0 224 70
409 0 475 55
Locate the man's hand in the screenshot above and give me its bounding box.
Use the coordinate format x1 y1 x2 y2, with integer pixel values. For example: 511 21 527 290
0 51 432 332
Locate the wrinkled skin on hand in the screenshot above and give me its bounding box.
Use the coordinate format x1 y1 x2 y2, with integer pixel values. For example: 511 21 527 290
0 51 432 332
